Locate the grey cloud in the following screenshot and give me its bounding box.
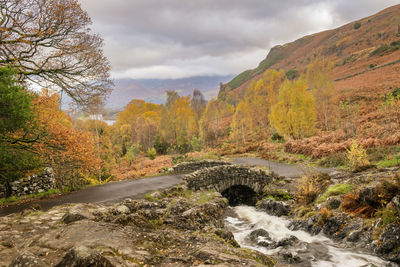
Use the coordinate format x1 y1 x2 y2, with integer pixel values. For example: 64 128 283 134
80 0 399 79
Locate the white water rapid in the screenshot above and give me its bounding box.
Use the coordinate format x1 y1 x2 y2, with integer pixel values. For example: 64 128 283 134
224 205 394 267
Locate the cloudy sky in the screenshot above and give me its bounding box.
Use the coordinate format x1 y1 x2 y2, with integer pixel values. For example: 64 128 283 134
81 0 399 80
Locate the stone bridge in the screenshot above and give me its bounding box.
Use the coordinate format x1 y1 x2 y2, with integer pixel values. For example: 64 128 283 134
169 160 231 174
184 165 274 205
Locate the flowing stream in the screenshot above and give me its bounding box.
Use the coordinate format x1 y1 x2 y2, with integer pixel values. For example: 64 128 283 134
224 205 394 267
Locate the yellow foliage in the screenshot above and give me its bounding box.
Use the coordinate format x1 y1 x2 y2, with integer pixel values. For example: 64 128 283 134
264 69 286 108
306 57 336 131
346 140 370 172
296 172 331 204
200 99 233 145
269 78 317 139
231 101 250 144
115 99 163 150
230 69 285 144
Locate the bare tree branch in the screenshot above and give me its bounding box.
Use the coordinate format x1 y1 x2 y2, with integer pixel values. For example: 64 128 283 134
0 0 113 106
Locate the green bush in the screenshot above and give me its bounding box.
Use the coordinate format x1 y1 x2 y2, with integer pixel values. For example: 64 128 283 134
153 135 169 154
271 132 284 142
286 68 298 80
190 136 203 152
390 40 400 51
125 144 140 165
353 22 361 30
0 67 41 187
370 44 389 56
147 148 157 160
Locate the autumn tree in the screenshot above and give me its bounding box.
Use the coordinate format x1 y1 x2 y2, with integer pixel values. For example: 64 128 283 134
0 0 112 106
115 100 162 152
230 100 250 144
269 78 317 139
306 58 335 131
381 88 400 134
168 96 196 151
76 118 116 179
33 89 101 188
264 69 286 108
230 69 285 144
200 99 234 145
132 111 160 150
166 90 180 110
190 89 207 134
191 89 207 117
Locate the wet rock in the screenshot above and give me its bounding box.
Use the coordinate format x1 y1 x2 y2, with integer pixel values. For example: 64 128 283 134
275 235 299 248
9 251 46 267
256 198 291 217
346 230 363 243
376 223 400 263
322 215 349 238
281 251 301 264
248 228 270 242
55 246 114 267
289 217 322 236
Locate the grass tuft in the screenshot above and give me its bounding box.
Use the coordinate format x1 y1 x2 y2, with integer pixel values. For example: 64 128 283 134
317 183 354 202
0 188 61 206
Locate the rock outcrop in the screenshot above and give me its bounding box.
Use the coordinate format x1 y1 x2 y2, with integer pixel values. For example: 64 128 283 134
0 185 275 266
256 199 291 217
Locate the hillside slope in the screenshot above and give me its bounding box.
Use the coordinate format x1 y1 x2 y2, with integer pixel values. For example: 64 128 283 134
219 4 400 101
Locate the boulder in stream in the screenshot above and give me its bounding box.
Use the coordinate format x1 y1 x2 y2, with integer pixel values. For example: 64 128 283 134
256 198 291 217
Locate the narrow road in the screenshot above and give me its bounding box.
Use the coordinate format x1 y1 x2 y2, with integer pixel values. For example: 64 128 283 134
232 157 336 177
0 157 338 216
0 174 183 216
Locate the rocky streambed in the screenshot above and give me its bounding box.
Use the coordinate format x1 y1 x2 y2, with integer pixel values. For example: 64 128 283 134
0 185 274 266
228 166 400 266
225 205 394 266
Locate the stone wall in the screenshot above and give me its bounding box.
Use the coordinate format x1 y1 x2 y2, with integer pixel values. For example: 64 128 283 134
169 160 232 174
184 165 273 193
0 167 56 198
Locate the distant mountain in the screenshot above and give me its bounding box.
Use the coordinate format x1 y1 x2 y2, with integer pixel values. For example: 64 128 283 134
106 75 234 109
220 4 400 101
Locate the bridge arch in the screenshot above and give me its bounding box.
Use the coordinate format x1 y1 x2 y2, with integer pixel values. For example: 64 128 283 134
184 165 274 205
